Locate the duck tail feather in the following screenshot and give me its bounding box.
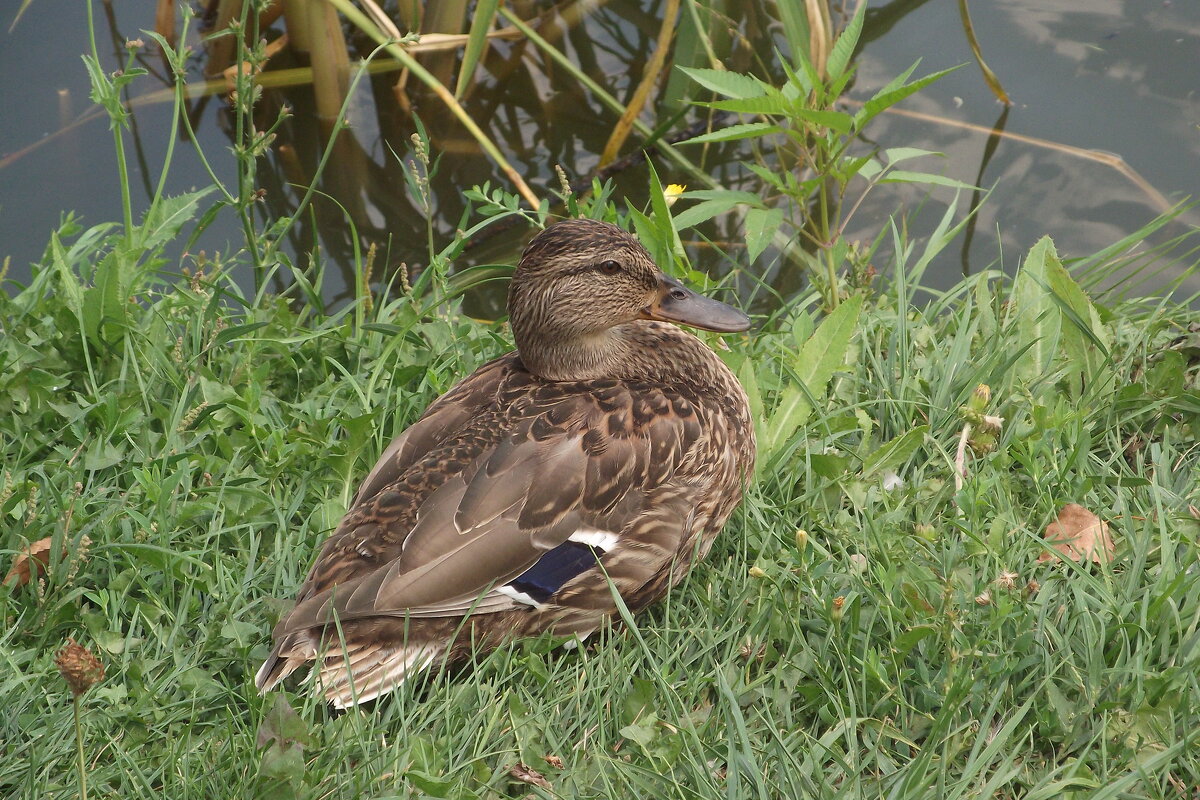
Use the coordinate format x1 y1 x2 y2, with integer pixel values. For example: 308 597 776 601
320 644 441 709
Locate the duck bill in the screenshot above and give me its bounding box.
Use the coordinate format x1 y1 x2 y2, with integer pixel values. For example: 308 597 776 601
640 275 750 333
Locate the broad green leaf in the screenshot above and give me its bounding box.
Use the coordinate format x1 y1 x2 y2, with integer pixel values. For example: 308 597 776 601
220 619 260 645
258 694 312 749
1010 237 1109 395
678 189 763 203
83 440 124 471
1011 237 1058 381
744 207 783 263
760 294 863 467
673 197 754 231
678 67 768 99
733 354 764 445
810 452 850 478
860 426 928 480
745 162 792 193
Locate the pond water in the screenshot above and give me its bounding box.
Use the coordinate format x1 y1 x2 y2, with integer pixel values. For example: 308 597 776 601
2 0 1198 309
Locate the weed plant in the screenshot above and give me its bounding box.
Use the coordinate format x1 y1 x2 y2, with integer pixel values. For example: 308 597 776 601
2 4 1199 799
3 174 1199 799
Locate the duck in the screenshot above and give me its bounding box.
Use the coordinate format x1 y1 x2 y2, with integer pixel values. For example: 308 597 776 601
255 218 756 708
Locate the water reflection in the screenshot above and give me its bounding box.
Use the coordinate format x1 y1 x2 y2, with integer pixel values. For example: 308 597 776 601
1 0 1197 304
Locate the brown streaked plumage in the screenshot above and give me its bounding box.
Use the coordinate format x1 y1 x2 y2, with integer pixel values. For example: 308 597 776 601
255 219 755 707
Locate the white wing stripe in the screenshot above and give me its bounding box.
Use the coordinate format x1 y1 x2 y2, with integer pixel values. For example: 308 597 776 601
496 584 547 610
568 526 619 552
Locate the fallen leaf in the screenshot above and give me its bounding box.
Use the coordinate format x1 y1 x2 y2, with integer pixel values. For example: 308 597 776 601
543 754 564 769
3 535 92 588
1037 504 1115 565
509 763 552 791
3 537 55 587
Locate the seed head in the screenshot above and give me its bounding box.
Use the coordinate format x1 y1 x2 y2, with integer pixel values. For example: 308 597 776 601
55 638 104 697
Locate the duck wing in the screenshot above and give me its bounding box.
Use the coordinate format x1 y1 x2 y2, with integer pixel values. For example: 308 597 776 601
271 374 706 636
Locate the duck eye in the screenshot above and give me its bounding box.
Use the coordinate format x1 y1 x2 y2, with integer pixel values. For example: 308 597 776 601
597 260 621 275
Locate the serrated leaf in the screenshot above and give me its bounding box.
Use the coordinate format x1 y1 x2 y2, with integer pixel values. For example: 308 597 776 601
49 233 85 317
81 250 132 346
706 95 793 116
825 3 865 80
883 147 944 165
789 107 856 134
879 170 977 190
680 121 783 146
744 207 783 262
678 67 768 99
856 66 958 126
137 188 213 251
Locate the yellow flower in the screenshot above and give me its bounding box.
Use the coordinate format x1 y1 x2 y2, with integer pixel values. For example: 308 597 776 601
663 184 686 208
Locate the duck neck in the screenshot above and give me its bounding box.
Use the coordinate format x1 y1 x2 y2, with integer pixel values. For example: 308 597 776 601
514 326 633 382
514 320 727 389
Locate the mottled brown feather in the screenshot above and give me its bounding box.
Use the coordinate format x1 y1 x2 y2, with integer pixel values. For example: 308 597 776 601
256 220 755 705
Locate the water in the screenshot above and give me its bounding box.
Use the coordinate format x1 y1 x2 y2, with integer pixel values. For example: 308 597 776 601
2 0 1198 305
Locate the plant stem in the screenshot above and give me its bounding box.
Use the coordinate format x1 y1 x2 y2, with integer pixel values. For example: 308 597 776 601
112 125 134 250
73 697 87 800
328 0 542 211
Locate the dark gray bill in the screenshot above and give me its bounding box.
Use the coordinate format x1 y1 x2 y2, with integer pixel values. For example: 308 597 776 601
641 274 750 333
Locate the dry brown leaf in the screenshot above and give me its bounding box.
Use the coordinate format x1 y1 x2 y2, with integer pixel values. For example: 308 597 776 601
543 754 564 769
1037 504 1116 564
3 536 55 587
509 763 553 791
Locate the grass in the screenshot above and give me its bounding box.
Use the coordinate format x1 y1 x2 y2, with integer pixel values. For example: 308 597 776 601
1 189 1198 799
2 3 1199 796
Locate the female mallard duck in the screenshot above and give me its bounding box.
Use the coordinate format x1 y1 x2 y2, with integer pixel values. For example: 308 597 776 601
256 218 755 707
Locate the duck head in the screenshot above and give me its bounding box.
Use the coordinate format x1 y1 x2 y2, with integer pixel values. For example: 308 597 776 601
508 219 749 380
